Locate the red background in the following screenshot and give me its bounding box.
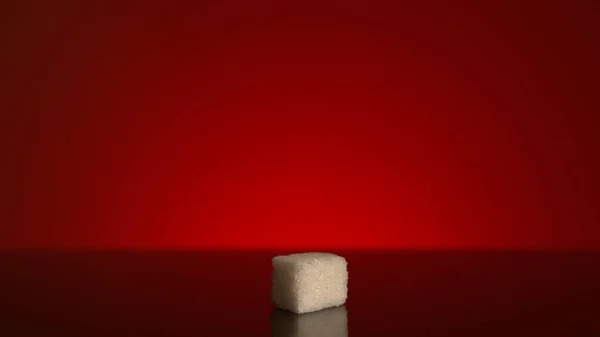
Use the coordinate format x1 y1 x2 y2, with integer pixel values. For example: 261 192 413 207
2 0 599 249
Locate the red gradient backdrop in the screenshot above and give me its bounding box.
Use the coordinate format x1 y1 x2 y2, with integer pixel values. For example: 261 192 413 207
2 0 599 249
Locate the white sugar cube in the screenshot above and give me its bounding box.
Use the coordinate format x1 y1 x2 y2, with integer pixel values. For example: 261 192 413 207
271 305 348 337
271 252 348 314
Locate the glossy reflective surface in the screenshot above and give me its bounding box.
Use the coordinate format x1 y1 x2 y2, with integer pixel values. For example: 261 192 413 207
1 251 599 336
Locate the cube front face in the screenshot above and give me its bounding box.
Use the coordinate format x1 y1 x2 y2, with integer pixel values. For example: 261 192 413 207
272 253 348 314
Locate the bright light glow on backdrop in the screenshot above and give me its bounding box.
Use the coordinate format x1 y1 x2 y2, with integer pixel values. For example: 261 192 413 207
2 0 599 249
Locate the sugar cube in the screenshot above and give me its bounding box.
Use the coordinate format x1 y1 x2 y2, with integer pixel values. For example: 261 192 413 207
271 252 348 314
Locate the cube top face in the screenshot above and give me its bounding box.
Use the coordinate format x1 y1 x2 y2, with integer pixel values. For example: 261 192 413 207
273 253 345 267
272 253 348 314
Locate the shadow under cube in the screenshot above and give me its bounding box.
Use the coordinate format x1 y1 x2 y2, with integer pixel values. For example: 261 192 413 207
271 305 348 337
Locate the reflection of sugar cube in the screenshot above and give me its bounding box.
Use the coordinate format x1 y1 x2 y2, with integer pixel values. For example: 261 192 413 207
271 253 348 314
271 306 348 337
